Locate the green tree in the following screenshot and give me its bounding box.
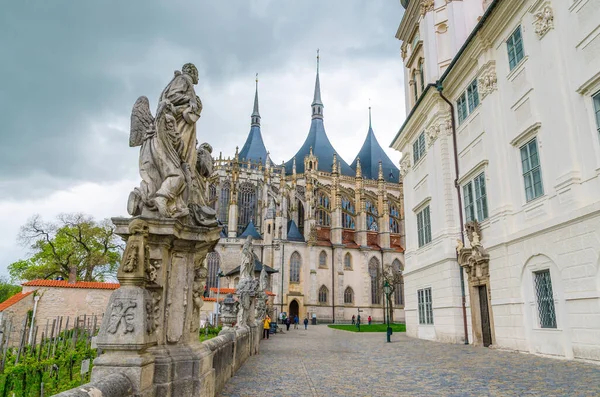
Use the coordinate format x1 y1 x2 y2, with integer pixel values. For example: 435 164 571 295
0 276 22 303
8 213 123 282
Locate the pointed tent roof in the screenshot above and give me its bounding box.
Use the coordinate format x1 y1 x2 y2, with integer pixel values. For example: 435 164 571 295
285 53 353 176
239 76 268 164
351 108 400 183
224 255 278 276
239 220 262 239
287 220 305 242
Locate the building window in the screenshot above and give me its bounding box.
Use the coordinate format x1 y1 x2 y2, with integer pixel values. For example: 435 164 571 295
219 182 230 224
417 288 433 325
344 287 354 304
463 172 489 223
290 251 301 283
419 60 425 94
413 70 418 104
392 259 404 306
318 285 328 304
316 191 331 226
297 200 305 236
319 251 327 268
593 91 600 133
341 196 356 229
520 138 544 201
413 131 426 163
344 253 352 270
366 200 379 231
416 206 432 247
209 184 217 209
467 80 480 113
237 182 257 234
507 25 525 71
389 201 402 234
457 78 480 125
534 270 557 328
368 257 381 305
206 252 220 289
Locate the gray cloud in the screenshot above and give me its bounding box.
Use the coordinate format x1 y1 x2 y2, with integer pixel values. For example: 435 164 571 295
0 1 403 200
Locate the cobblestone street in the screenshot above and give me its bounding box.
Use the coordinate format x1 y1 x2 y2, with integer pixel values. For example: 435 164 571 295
220 325 600 397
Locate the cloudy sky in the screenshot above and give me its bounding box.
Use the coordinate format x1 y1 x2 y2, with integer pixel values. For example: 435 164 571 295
0 1 406 277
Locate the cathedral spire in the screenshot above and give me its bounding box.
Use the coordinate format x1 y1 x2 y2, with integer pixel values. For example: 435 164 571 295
251 73 260 127
311 49 323 120
368 100 372 129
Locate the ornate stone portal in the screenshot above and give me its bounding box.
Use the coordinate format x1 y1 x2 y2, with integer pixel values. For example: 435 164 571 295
92 64 221 397
457 221 495 347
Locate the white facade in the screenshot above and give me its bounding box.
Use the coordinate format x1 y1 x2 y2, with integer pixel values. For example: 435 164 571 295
392 0 600 361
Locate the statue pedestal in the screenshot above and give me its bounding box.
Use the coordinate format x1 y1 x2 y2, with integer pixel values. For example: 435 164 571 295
92 217 220 397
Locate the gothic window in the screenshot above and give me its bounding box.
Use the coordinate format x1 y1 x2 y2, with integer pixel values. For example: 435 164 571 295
366 200 379 231
341 196 355 229
298 201 305 236
318 285 328 304
344 287 354 304
316 190 331 226
290 251 301 283
389 202 401 234
392 259 404 306
209 183 217 209
344 253 352 270
319 251 327 268
206 252 220 289
219 182 230 223
369 257 381 305
237 182 258 234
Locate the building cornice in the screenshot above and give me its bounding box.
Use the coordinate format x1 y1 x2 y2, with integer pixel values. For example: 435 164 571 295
396 0 421 41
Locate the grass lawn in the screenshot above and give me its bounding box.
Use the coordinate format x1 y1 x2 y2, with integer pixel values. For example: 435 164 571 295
328 323 406 333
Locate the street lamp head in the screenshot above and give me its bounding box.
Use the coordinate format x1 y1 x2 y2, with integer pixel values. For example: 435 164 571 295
383 280 391 295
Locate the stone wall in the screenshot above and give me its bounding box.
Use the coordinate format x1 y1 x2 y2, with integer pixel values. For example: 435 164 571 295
21 286 113 341
0 292 34 347
56 322 261 397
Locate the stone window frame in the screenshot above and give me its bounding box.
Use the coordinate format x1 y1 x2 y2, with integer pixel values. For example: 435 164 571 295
289 251 301 284
533 269 557 329
392 259 404 306
417 287 434 325
206 252 220 289
219 181 230 224
462 172 489 223
343 252 353 271
365 198 379 231
389 200 402 234
316 190 332 226
318 285 328 304
593 90 600 135
344 286 354 304
318 250 328 269
368 257 381 305
341 196 356 229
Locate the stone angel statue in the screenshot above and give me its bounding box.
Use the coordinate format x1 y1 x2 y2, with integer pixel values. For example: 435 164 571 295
127 63 215 226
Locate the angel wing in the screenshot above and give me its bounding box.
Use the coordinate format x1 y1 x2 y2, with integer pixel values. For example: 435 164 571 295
130 96 155 147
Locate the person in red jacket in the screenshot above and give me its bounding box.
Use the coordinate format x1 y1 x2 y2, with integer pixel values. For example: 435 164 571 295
368 315 372 325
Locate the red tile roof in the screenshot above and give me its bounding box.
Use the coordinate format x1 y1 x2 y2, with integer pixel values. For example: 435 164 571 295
209 287 236 294
22 280 120 290
0 291 34 312
202 297 225 302
265 291 276 297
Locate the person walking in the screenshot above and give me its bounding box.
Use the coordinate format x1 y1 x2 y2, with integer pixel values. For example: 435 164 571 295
294 315 299 329
351 315 356 325
303 317 309 330
356 315 361 332
263 315 271 339
368 315 372 326
285 316 291 331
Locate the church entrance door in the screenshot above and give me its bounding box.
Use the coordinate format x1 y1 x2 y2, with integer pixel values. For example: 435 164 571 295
289 300 299 320
478 285 492 347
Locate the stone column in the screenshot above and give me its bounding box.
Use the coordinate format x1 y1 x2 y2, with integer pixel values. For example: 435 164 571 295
92 217 220 397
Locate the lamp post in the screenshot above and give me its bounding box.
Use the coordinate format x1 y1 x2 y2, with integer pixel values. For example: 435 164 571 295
215 269 224 327
383 280 392 343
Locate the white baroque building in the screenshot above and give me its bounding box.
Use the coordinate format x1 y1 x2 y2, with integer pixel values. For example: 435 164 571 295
391 0 600 361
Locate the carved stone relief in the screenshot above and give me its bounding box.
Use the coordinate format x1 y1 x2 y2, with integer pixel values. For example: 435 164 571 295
107 299 137 334
426 124 441 147
533 5 554 39
420 0 435 16
399 154 412 178
478 70 498 100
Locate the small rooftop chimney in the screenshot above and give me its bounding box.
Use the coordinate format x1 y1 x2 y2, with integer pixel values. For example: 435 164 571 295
68 267 77 284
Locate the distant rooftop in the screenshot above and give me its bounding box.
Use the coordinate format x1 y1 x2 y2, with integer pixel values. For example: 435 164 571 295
22 280 120 290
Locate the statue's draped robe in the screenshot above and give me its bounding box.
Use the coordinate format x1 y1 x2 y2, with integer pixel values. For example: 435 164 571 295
136 73 200 214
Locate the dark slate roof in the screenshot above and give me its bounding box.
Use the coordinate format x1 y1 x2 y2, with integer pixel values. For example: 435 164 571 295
239 220 262 239
224 255 279 276
287 220 305 242
284 118 353 176
238 125 268 164
351 123 400 183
